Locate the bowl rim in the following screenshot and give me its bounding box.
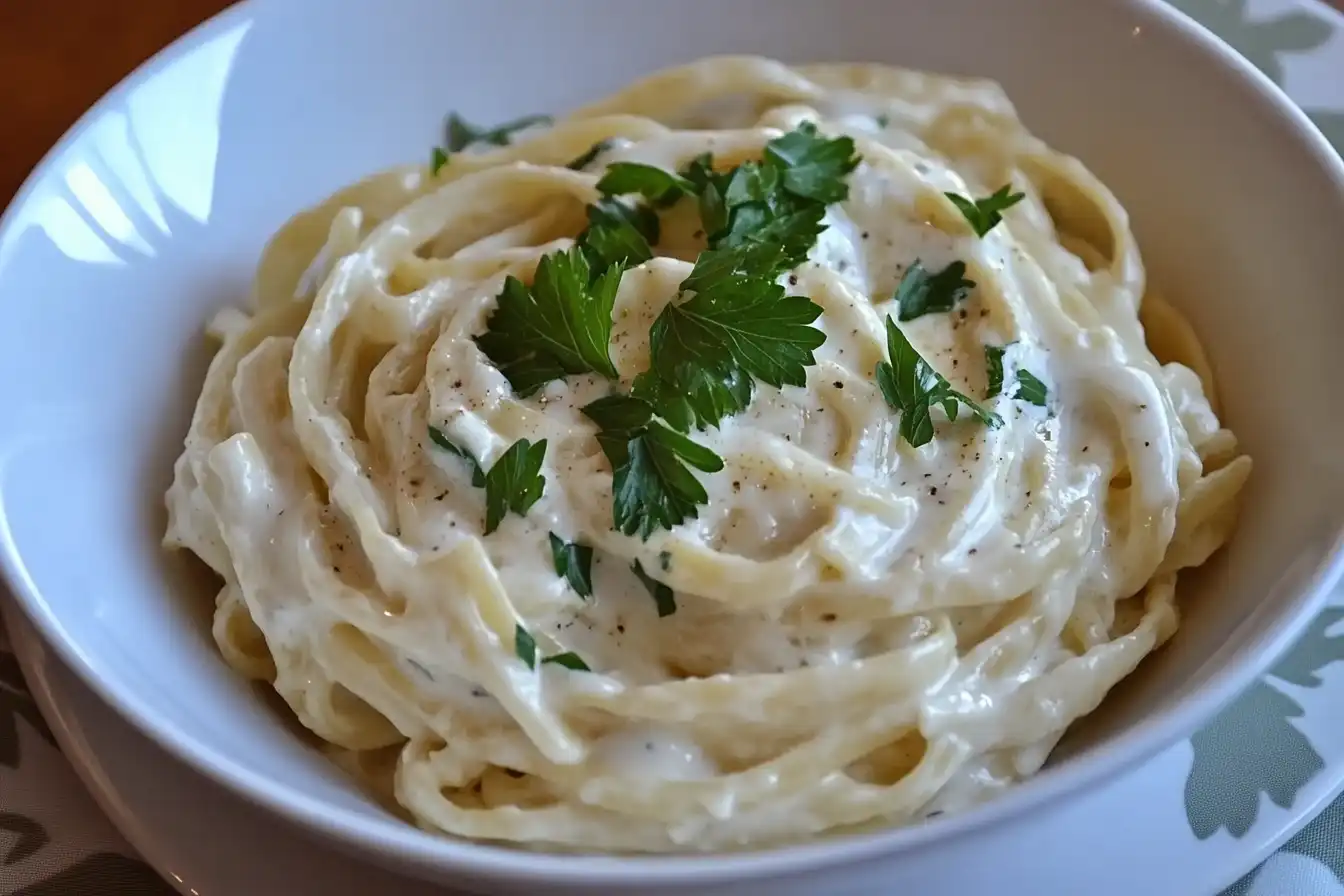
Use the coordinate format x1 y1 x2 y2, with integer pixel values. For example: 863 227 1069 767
3 0 1344 885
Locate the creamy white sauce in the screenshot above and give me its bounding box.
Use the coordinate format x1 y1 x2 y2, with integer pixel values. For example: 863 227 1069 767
164 56 1250 853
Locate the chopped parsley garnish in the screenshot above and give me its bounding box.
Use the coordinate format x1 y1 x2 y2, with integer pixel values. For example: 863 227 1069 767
581 394 724 539
984 344 1007 399
630 366 753 433
515 625 538 669
681 123 859 268
429 146 449 177
763 122 861 204
598 124 856 443
427 425 484 486
516 625 591 671
1014 369 1049 406
632 560 677 617
876 316 1001 448
475 246 621 397
549 533 594 599
542 652 592 671
579 198 659 272
875 113 891 128
482 438 547 535
596 162 696 207
652 243 826 388
945 185 1025 237
894 260 976 321
446 112 552 152
566 139 614 171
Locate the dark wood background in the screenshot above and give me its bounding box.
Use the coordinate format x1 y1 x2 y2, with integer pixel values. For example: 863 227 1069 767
2 0 1341 208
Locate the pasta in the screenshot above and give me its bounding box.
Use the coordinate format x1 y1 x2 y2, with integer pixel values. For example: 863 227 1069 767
163 56 1250 852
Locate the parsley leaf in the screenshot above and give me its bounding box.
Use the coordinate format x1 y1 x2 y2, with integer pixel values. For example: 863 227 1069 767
632 560 677 617
483 438 547 534
518 625 592 671
515 625 539 669
650 243 826 394
427 425 484 486
475 247 621 397
681 123 858 269
762 122 860 204
430 146 449 176
580 198 658 272
542 652 592 671
984 345 1007 399
566 139 614 171
894 260 976 321
876 317 1001 448
631 365 752 432
582 395 724 539
596 162 696 207
945 185 1025 237
447 112 552 152
1014 369 1049 406
549 533 594 599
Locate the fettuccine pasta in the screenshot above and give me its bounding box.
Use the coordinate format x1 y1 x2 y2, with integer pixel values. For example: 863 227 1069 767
164 56 1249 852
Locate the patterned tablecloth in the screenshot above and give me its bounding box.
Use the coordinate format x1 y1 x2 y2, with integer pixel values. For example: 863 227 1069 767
2 0 1344 893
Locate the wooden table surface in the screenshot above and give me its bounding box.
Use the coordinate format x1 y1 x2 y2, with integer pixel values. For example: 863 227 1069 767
1 0 1342 210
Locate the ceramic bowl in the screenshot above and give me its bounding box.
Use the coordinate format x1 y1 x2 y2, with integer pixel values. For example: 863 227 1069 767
1 0 1343 893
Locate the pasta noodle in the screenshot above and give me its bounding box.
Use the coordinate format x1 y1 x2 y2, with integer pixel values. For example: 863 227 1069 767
163 56 1250 852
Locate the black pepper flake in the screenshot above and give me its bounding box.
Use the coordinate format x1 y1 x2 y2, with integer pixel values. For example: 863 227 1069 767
929 486 938 496
471 687 487 698
1144 441 1150 447
453 380 463 389
333 565 342 574
732 480 741 492
788 274 799 286
616 624 625 634
969 548 978 555
1082 446 1089 452
834 381 844 389
862 231 870 239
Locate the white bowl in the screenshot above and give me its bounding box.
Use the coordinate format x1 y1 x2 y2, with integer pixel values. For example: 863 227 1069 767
2 0 1343 892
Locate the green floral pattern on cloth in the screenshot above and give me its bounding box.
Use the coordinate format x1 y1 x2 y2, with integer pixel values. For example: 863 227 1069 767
1186 610 1344 838
1166 1 1344 893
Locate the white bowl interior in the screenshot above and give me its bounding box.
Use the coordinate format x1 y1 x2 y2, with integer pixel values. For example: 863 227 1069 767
1 0 1343 891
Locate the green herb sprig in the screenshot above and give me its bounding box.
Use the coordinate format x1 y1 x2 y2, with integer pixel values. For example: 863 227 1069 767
945 185 1025 237
549 534 594 599
632 560 677 617
426 429 547 534
876 317 1001 448
515 625 592 671
581 395 724 540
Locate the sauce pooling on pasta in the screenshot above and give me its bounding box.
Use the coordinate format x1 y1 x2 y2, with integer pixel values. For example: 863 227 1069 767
165 56 1250 852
